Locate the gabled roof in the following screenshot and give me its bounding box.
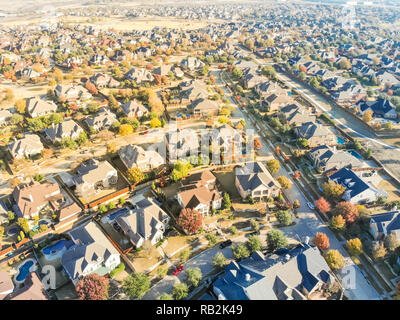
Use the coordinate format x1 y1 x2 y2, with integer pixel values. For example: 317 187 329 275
329 167 369 199
235 162 280 192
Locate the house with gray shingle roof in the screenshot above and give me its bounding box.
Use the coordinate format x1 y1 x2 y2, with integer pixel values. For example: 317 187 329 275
43 119 84 143
8 134 44 159
115 197 170 248
213 243 336 300
62 221 120 285
294 122 337 148
369 210 400 241
235 162 281 201
26 97 57 118
308 145 363 172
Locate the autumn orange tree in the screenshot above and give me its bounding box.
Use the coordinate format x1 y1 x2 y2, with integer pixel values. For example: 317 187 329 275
314 197 331 214
332 201 359 223
178 208 203 235
313 232 330 251
76 274 109 300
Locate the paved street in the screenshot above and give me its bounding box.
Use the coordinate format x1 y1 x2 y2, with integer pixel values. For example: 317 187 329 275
214 69 381 300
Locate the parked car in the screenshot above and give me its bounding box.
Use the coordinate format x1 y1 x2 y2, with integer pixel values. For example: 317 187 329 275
219 239 232 249
172 265 183 276
307 202 315 210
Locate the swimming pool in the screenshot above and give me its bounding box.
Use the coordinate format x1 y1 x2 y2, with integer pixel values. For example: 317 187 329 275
337 137 345 144
14 259 37 284
101 207 130 224
348 150 363 159
42 239 74 261
7 228 18 236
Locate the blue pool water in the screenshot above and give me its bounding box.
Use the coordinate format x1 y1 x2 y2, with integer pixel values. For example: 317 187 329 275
348 150 363 159
176 113 191 119
16 260 34 282
42 239 74 256
287 92 293 96
337 137 345 144
107 207 129 221
7 228 18 236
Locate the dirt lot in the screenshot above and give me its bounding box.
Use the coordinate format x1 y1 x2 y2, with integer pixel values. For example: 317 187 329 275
128 246 163 273
162 235 196 258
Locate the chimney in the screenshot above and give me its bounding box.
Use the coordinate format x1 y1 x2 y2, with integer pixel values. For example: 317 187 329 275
28 194 34 202
245 273 251 282
304 236 310 245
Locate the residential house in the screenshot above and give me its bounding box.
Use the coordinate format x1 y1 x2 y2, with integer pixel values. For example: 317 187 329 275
118 144 165 172
279 104 316 126
308 145 363 172
355 99 398 120
261 94 295 113
8 134 44 159
43 119 84 143
176 185 222 216
12 181 64 219
294 122 337 148
26 97 57 118
235 162 281 201
166 129 200 161
187 98 219 117
369 210 400 241
125 68 154 84
120 100 149 118
84 108 118 132
213 243 336 300
73 159 118 198
180 57 205 71
5 272 48 300
329 167 388 205
115 197 170 248
62 221 120 285
89 73 120 88
54 84 92 102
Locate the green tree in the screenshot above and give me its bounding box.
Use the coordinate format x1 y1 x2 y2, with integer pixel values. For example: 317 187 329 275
157 264 169 279
213 252 227 268
250 219 259 232
17 218 30 234
180 249 190 262
158 293 173 300
384 233 400 252
205 233 218 246
232 243 250 260
247 235 262 253
150 117 162 128
122 272 151 299
266 230 288 251
223 192 231 209
185 267 202 287
322 181 346 201
275 210 292 226
172 283 188 300
170 161 192 181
